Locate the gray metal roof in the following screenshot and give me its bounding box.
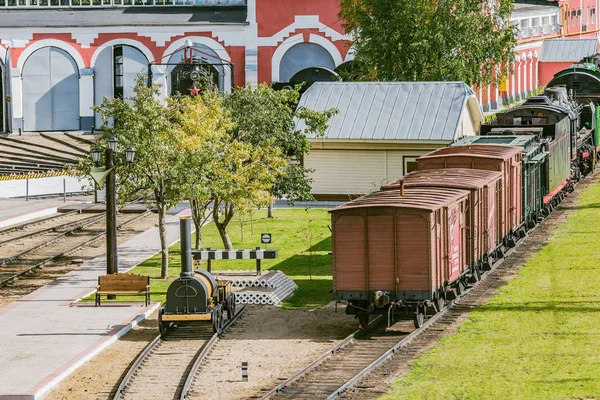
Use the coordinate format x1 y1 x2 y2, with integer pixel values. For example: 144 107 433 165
539 39 597 62
0 6 247 27
296 82 478 141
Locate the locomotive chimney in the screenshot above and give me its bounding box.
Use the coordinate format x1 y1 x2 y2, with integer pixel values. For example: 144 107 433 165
180 216 194 279
400 180 405 196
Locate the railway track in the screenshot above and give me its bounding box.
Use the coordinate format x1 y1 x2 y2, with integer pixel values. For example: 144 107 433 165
113 304 247 400
0 209 85 238
0 211 150 287
259 190 571 400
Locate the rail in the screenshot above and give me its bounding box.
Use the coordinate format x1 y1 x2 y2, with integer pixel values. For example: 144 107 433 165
0 211 150 287
259 315 384 400
114 303 247 400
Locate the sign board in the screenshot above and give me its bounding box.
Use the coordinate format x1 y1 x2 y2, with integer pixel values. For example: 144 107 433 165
261 233 272 244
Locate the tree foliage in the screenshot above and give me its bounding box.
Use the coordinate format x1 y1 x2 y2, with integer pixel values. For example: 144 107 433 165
92 76 186 279
339 0 517 86
224 84 337 218
173 91 234 250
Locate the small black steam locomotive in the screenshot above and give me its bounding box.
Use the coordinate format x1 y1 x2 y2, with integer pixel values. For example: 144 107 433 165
158 217 235 335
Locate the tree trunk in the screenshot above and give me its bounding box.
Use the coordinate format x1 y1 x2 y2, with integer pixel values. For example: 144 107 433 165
267 203 274 219
156 194 169 279
190 199 202 250
195 223 201 250
217 223 233 249
213 199 235 250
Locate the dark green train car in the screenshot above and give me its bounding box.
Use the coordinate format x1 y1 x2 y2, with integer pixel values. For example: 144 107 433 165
451 134 546 230
481 94 574 202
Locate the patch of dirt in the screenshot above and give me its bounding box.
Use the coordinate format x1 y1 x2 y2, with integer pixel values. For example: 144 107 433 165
0 212 157 308
339 172 599 400
189 304 357 400
43 304 357 400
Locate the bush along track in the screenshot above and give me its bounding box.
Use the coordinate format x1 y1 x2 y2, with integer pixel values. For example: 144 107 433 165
340 172 600 400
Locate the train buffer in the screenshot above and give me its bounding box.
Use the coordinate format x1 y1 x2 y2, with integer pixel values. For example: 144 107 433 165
192 248 278 276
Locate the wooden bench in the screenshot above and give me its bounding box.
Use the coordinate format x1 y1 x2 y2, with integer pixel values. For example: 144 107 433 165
95 273 150 306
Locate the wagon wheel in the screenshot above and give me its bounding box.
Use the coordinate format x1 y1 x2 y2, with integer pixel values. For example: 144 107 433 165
413 304 426 329
357 311 370 329
227 294 236 320
435 295 445 313
456 278 465 296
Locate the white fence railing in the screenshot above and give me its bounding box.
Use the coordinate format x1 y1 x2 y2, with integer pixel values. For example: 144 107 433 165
0 176 93 198
0 0 244 7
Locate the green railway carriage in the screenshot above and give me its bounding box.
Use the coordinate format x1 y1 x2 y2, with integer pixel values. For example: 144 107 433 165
451 134 546 229
546 59 600 152
480 91 576 198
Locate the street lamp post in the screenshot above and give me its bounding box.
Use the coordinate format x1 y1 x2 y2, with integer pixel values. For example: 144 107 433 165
91 138 136 283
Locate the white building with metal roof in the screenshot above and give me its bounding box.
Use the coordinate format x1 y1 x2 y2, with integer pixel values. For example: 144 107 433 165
295 81 484 200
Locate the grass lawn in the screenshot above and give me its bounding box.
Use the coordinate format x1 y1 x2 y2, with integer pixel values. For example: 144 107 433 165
120 208 333 309
380 183 600 399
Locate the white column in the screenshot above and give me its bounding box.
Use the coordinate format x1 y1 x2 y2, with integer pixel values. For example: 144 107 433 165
516 56 521 100
10 67 22 132
79 69 94 131
245 48 258 86
528 52 533 93
510 64 515 101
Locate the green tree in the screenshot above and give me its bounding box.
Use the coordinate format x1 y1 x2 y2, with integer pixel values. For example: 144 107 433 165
173 91 235 250
339 0 517 86
93 76 187 279
210 138 286 249
224 84 337 218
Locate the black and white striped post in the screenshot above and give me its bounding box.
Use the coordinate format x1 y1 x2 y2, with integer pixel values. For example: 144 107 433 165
179 218 278 275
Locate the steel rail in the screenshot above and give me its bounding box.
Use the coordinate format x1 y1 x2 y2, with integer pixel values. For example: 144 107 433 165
258 315 384 400
0 213 108 266
179 303 248 400
0 209 81 236
0 212 107 247
113 303 247 400
0 211 150 287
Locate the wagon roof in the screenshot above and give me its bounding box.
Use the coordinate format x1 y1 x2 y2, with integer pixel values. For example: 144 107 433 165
330 187 469 213
382 168 503 191
417 144 522 161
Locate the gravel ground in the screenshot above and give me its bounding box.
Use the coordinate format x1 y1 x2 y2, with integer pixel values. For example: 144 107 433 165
43 303 358 400
0 211 158 308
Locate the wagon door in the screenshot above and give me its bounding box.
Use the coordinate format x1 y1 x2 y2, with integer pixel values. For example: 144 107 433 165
366 209 396 291
397 210 433 299
446 203 463 282
332 211 366 292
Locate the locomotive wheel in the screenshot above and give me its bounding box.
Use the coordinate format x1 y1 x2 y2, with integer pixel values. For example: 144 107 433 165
227 294 236 320
218 306 225 330
413 304 426 329
158 308 169 336
211 306 220 333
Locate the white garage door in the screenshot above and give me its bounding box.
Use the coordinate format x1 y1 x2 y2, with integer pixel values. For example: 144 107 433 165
22 47 79 131
305 150 406 196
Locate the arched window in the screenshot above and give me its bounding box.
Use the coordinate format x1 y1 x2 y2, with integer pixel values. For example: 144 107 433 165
279 42 335 83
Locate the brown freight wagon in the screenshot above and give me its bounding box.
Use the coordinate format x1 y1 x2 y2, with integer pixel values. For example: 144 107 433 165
330 187 469 328
382 168 503 277
416 145 523 248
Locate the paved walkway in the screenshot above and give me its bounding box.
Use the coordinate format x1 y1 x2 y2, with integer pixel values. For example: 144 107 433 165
0 210 189 400
0 197 93 228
